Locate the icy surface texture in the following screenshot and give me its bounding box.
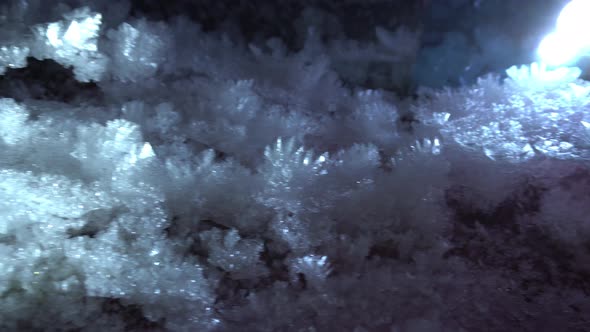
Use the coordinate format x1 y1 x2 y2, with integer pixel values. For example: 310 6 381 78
0 45 29 75
0 1 589 332
0 98 217 330
30 7 107 82
417 63 590 163
106 19 170 82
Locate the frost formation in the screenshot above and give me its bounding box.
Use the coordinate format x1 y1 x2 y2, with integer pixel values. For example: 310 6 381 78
0 1 589 331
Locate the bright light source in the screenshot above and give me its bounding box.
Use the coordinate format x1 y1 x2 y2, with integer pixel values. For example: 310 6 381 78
537 0 590 66
537 32 580 66
556 0 590 34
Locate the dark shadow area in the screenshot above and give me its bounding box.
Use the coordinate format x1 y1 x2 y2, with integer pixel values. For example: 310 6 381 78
129 0 426 48
0 57 104 104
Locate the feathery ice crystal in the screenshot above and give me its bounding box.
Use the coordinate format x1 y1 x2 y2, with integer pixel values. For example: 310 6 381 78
0 1 589 331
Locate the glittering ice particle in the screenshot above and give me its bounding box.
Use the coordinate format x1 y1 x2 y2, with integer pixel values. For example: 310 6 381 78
32 7 107 82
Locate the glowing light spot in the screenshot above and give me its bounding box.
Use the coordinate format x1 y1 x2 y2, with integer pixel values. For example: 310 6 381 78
537 32 580 66
556 0 590 34
538 0 590 66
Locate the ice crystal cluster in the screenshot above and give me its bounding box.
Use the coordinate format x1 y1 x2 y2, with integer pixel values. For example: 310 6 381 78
0 1 589 331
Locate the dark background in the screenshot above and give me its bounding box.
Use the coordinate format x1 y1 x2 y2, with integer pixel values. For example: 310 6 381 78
0 0 578 103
